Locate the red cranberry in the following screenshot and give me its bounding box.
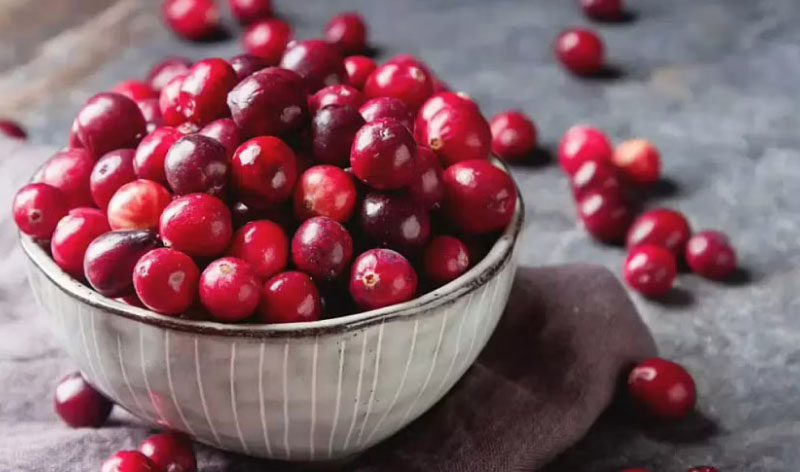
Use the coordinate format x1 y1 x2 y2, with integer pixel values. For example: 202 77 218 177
134 126 183 185
134 248 200 315
577 189 633 243
408 145 444 210
349 248 417 310
686 467 719 472
291 216 353 281
417 91 478 125
358 96 414 130
570 159 625 200
231 136 298 209
293 165 357 222
280 39 346 92
165 134 229 197
102 451 159 472
162 0 220 40
425 106 492 167
628 357 697 420
580 0 624 21
685 230 737 280
139 433 196 472
325 12 368 55
442 160 517 234
12 183 69 239
623 245 677 297
67 117 83 148
432 76 450 93
490 110 537 160
90 149 137 210
51 208 110 278
614 139 662 185
309 84 365 115
242 19 292 66
40 148 95 208
0 118 27 139
558 125 614 175
311 104 365 166
160 194 233 257
627 208 692 256
227 220 289 279
229 54 270 82
84 230 159 297
424 235 470 285
227 67 309 138
178 58 237 125
199 118 243 160
258 271 322 323
54 371 113 428
554 28 605 76
359 192 431 253
107 180 172 231
147 57 192 92
350 118 417 190
386 53 432 73
112 80 158 101
199 257 261 322
159 73 187 126
136 98 164 133
344 56 376 89
229 0 273 24
364 62 434 111
75 92 147 159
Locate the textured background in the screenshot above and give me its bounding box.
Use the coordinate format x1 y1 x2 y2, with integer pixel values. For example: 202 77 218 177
1 0 799 470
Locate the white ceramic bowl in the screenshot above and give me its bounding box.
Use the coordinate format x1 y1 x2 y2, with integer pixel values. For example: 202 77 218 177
21 184 523 461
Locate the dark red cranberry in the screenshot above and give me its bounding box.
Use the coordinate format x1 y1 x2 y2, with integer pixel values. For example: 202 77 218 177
84 230 158 297
102 450 159 472
280 39 346 92
199 257 261 322
685 467 719 472
580 0 624 20
147 57 192 92
135 98 164 133
54 371 113 428
628 357 697 420
442 160 517 234
116 294 145 308
139 433 197 472
570 159 625 200
425 106 492 167
242 19 291 66
344 56 376 90
231 136 298 209
359 192 431 253
162 0 220 40
159 73 186 126
227 67 309 138
133 126 182 185
490 110 537 160
311 104 365 166
227 220 289 279
0 118 27 139
623 245 677 296
554 28 605 76
199 118 243 160
408 145 444 210
325 12 368 55
577 189 633 243
291 216 353 281
293 165 357 222
558 125 614 175
613 138 661 185
309 84 365 115
160 194 233 257
349 249 417 310
685 230 737 280
178 58 238 125
112 80 158 101
627 208 692 256
364 62 434 111
229 54 270 82
75 92 147 159
165 134 229 197
134 248 200 315
67 117 83 148
258 271 322 323
51 208 110 278
107 179 172 231
229 0 273 24
350 118 417 190
424 235 470 285
358 97 414 130
90 149 137 210
415 91 479 134
12 183 69 239
40 148 95 208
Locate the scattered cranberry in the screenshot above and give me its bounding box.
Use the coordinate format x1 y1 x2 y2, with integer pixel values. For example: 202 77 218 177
107 179 173 231
554 27 605 76
279 39 346 92
227 220 289 279
344 55 376 89
112 80 158 102
229 54 270 82
101 451 159 472
229 0 273 24
350 118 417 190
577 189 633 243
51 208 110 278
165 134 229 197
147 57 191 92
162 0 220 40
12 183 69 239
159 73 186 126
570 159 625 200
84 230 159 297
293 165 357 222
139 433 197 472
364 62 434 111
580 0 624 21
54 371 113 428
686 467 719 472
623 245 677 297
135 98 164 133
628 357 697 420
90 148 140 211
199 257 261 322
359 192 431 253
685 230 737 280
613 138 662 185
358 96 414 130
75 92 147 159
0 118 27 139
325 12 368 55
258 271 322 323
425 106 492 167
311 104 365 166
442 160 517 234
40 148 95 208
349 248 417 310
231 136 298 209
626 208 692 256
160 194 233 258
134 126 183 185
309 84 365 114
178 58 238 125
490 110 538 160
423 235 470 286
558 125 614 175
227 67 309 138
291 216 353 281
199 118 243 160
242 19 292 65
408 145 444 210
134 248 200 315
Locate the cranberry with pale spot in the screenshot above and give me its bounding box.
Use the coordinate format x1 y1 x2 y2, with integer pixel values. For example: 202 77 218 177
231 136 298 209
134 126 182 185
54 371 113 428
424 235 470 285
558 125 614 175
162 0 220 40
229 54 270 82
40 148 95 208
417 91 479 126
75 92 146 160
134 248 200 315
0 119 27 139
227 67 308 138
554 27 605 76
325 12 368 55
291 216 353 281
112 80 158 101
227 220 289 279
626 208 692 256
101 451 159 472
165 134 229 197
293 165 357 222
408 145 444 210
12 183 69 239
425 105 492 167
84 230 159 297
577 189 633 243
350 118 417 190
685 230 737 280
442 160 517 234
359 192 431 253
364 62 434 111
623 245 677 297
258 271 322 323
199 118 243 160
199 257 261 322
147 57 191 92
159 73 186 126
139 433 197 472
242 19 292 66
628 357 697 421
159 193 233 257
309 84 365 114
312 104 365 167
107 179 172 231
570 159 625 200
359 96 414 130
490 110 538 161
229 0 273 24
344 55 376 90
349 248 417 310
613 138 662 186
51 208 110 278
178 58 238 125
280 39 346 92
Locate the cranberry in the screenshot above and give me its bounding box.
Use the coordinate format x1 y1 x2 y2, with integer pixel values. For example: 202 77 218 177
309 84 365 115
147 57 191 92
162 0 220 40
490 110 537 160
242 19 292 66
75 92 147 159
424 235 470 285
160 194 233 257
159 73 186 126
102 451 159 472
12 183 69 239
685 230 737 280
425 106 492 167
358 96 414 130
385 53 434 76
199 118 243 160
570 159 625 200
349 249 417 310
325 12 368 55
231 136 298 209
432 76 450 93
139 433 197 472
442 160 517 234
554 28 605 76
134 248 200 315
279 39 346 92
40 148 95 208
258 271 322 323
165 134 229 197
84 230 158 297
558 125 614 175
178 58 238 125
613 138 661 185
408 145 444 210
359 192 431 253
311 104 365 166
228 0 273 24
0 118 27 139
112 80 158 101
54 371 113 428
577 189 633 243
199 257 261 322
350 118 417 190
628 357 697 420
107 180 172 231
580 0 624 21
627 208 692 256
344 55 376 90
116 294 145 308
364 62 434 111
133 126 182 185
623 245 677 297
90 149 137 210
51 208 110 278
686 467 719 472
67 118 83 148
136 98 164 133
291 216 353 281
293 165 357 222
227 67 308 138
229 54 270 82
414 91 478 138
227 220 289 279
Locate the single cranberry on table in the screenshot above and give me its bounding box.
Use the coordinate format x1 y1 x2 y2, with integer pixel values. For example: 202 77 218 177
626 208 692 256
111 79 158 101
623 245 677 297
685 230 737 280
54 371 113 428
442 160 518 234
424 105 492 167
134 126 182 185
229 54 270 82
291 216 353 281
358 96 414 130
293 165 357 222
490 110 538 161
349 248 418 310
344 55 376 90
424 235 470 285
12 183 69 239
570 159 625 200
279 39 346 92
227 220 289 279
102 450 159 472
554 27 605 76
147 57 191 92
199 118 243 160
350 117 418 190
160 194 233 258
309 84 365 114
325 12 368 55
165 134 229 197
40 148 95 208
364 62 434 111
83 230 159 297
135 98 164 133
580 0 624 21
159 73 186 126
227 67 309 138
51 208 110 278
178 58 238 125
0 118 27 139
229 0 273 24
231 136 298 209
577 189 633 243
199 257 261 322
613 138 662 186
628 357 697 421
139 432 197 472
134 248 200 315
242 19 292 66
162 0 220 40
408 145 444 210
359 192 431 253
75 92 147 160
558 124 614 175
258 271 322 323
107 179 173 231
312 104 365 167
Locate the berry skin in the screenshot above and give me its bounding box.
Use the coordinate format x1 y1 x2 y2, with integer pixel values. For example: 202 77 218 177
51 208 110 278
139 433 197 472
623 245 677 297
293 165 357 222
231 136 298 210
134 248 200 315
111 80 158 101
199 118 243 160
227 220 289 279
364 62 434 111
685 230 737 280
178 58 238 125
199 257 261 322
490 110 538 160
359 192 431 253
84 230 159 297
107 180 172 231
291 216 353 281
628 357 697 421
40 148 98 209
160 194 233 258
580 0 624 21
558 125 613 175
350 118 418 190
416 91 479 127
554 27 605 76
229 0 273 24
158 73 186 127
423 235 470 285
626 208 692 256
324 12 368 55
442 160 518 234
147 57 191 92
164 134 229 197
162 0 220 40
227 67 309 138
279 39 347 92
578 189 633 243
349 249 418 310
54 371 113 428
308 84 365 115
570 159 625 200
311 104 366 167
101 450 159 472
135 98 164 133
258 271 322 323
408 145 445 210
344 55 376 90
229 54 270 82
242 19 292 65
614 139 662 185
358 96 414 131
12 183 69 239
75 92 147 160
425 105 492 167
134 126 183 185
